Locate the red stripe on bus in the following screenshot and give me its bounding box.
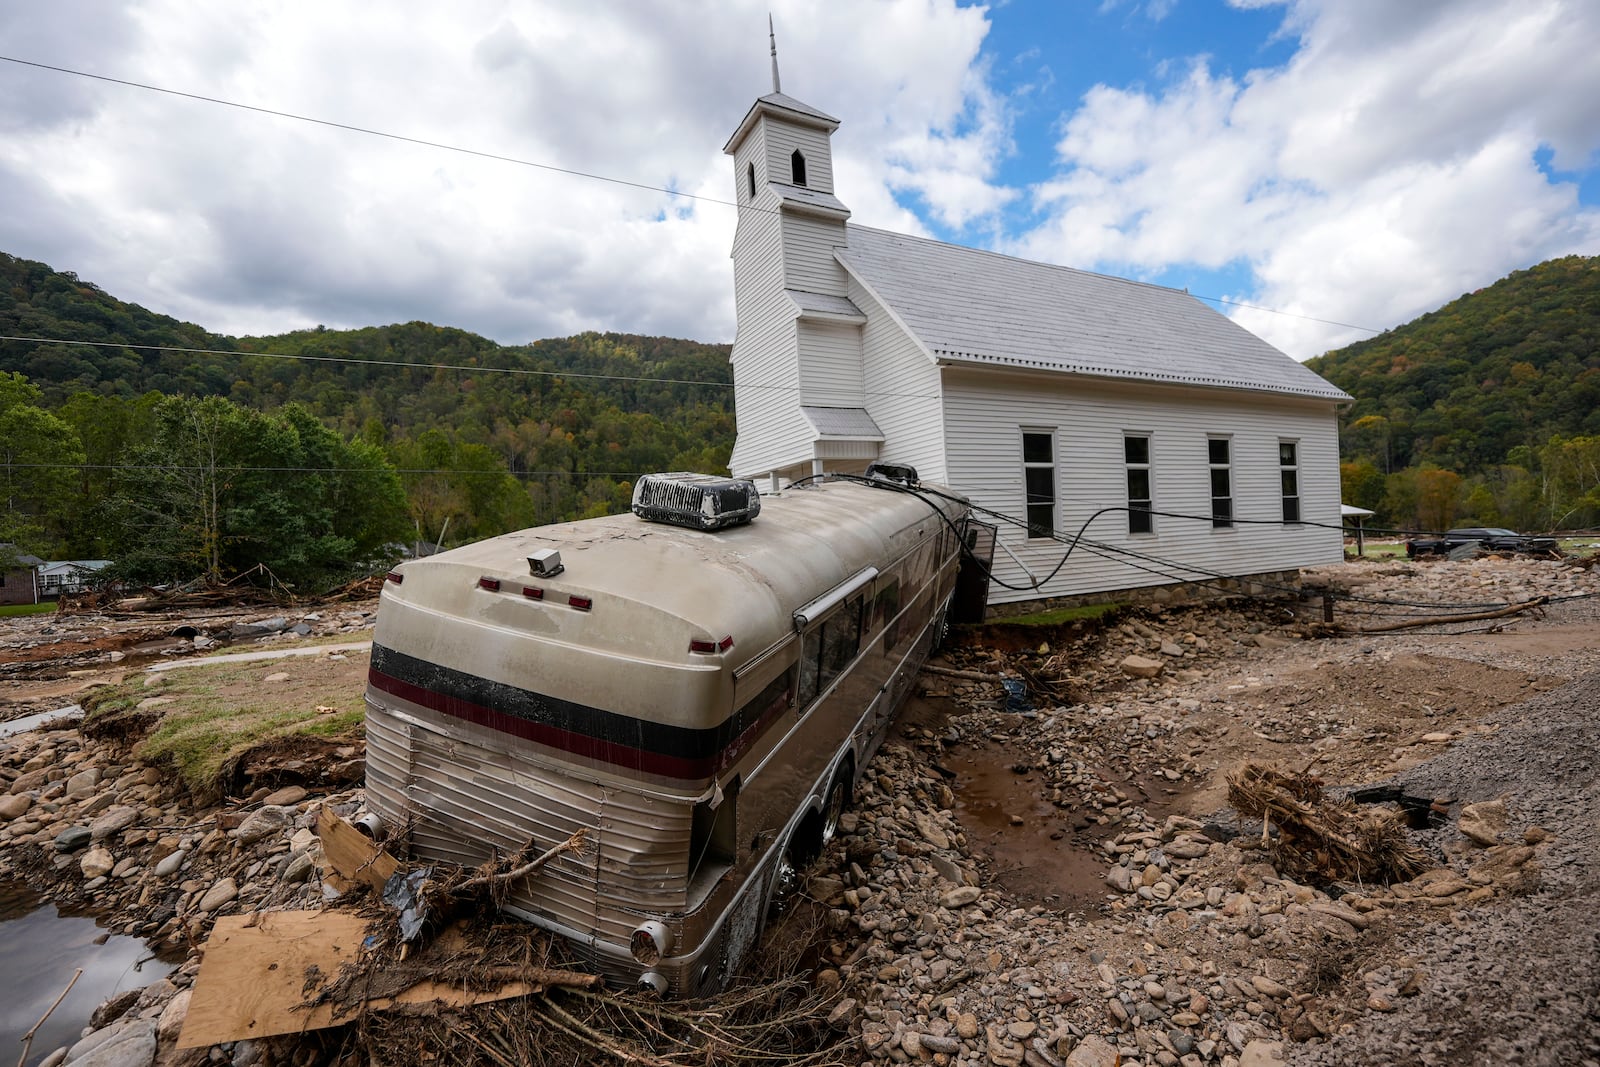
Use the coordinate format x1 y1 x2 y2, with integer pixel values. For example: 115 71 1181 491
369 667 724 780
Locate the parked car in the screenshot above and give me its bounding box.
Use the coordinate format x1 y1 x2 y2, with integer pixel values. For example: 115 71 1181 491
1405 527 1562 558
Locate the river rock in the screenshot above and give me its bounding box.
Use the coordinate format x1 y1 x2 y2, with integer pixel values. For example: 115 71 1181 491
0 793 31 821
1065 1034 1119 1067
154 850 186 877
1120 655 1164 679
197 877 239 913
80 847 115 879
1238 1039 1286 1066
235 805 292 844
90 806 140 841
10 769 50 794
262 785 308 807
66 768 99 797
1106 865 1135 892
64 1016 156 1067
156 988 192 1044
54 825 92 852
281 852 315 883
941 885 981 909
1459 798 1508 846
915 812 950 849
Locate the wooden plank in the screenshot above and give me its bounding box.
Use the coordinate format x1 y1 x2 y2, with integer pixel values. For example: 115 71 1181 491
178 911 543 1048
317 807 399 892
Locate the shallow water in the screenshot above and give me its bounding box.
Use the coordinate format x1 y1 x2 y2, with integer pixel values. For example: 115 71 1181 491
0 880 175 1066
0 705 83 740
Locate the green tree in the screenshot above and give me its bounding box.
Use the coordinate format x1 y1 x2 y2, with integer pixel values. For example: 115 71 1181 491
0 373 87 554
108 396 408 586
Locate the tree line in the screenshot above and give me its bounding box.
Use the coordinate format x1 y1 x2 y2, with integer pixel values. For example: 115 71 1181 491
1307 254 1600 533
1 253 734 589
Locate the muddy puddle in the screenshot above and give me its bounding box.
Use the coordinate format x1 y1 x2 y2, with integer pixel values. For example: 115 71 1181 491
948 741 1191 915
0 880 178 1064
900 694 1192 916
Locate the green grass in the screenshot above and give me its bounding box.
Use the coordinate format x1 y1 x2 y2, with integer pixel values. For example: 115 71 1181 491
85 662 364 800
0 602 56 617
986 602 1123 627
1347 540 1410 560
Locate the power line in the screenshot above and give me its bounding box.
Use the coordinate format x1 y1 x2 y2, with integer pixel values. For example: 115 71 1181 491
0 334 941 400
0 54 1385 335
1198 296 1380 335
2 462 652 478
0 55 742 213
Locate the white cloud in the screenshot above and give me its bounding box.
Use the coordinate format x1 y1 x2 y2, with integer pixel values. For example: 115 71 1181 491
0 0 1007 343
1018 0 1600 358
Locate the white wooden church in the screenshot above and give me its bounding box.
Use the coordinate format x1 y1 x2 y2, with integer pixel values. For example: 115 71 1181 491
722 76 1351 609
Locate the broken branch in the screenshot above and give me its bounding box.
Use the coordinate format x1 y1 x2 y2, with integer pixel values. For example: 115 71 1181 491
458 829 588 891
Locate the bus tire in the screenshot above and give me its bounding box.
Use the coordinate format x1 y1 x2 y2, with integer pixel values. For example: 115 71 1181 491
820 764 852 847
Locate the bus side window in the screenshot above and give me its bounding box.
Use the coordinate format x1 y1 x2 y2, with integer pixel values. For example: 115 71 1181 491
797 594 865 712
818 595 863 694
872 580 900 635
797 630 821 709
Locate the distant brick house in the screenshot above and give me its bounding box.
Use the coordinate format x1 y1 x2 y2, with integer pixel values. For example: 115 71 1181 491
0 547 45 606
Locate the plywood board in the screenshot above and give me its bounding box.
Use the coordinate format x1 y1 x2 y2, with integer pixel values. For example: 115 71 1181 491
317 807 399 892
178 911 539 1048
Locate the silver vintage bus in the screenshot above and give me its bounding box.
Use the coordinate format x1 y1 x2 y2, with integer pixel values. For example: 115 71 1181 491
363 471 968 995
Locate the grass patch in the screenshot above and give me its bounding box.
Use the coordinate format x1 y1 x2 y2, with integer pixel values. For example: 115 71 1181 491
0 602 56 618
84 658 365 800
1347 540 1410 560
990 602 1123 627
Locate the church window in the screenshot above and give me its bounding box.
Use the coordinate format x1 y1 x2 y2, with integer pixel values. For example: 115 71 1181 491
746 162 756 200
791 150 807 186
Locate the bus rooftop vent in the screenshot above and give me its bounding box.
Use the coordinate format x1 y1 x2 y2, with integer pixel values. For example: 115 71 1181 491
632 473 762 531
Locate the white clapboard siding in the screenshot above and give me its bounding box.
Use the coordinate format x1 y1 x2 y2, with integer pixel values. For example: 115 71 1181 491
849 274 948 484
729 171 806 478
797 320 864 407
940 368 1344 605
763 124 835 193
782 214 849 295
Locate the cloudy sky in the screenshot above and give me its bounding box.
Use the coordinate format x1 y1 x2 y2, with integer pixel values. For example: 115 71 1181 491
2 0 1597 361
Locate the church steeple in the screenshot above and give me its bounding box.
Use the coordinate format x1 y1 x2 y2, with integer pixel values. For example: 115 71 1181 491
769 14 781 94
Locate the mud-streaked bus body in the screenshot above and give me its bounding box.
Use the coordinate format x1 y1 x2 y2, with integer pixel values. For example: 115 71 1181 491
363 474 968 995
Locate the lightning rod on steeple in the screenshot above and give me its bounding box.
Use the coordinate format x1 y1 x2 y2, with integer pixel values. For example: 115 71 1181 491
769 14 781 94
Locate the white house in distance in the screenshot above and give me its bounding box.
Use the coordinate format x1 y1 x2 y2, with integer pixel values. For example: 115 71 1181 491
721 78 1352 611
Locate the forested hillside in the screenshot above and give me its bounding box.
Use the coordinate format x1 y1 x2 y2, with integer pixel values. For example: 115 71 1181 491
1 252 733 587
1306 255 1600 532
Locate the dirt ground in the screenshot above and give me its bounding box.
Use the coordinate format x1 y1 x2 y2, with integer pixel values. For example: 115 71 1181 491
3 552 1598 1065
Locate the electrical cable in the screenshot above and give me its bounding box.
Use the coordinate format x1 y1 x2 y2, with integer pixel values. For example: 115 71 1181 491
0 333 939 401
0 54 1386 335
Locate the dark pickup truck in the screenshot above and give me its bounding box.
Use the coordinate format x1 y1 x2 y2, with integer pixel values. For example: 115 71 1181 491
1405 527 1562 558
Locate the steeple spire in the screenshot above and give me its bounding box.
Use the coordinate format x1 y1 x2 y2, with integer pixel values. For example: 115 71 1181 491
768 14 781 94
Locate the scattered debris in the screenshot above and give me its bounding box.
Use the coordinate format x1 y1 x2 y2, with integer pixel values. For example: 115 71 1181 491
1227 762 1431 885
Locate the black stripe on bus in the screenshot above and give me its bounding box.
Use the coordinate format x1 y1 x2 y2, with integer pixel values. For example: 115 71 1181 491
369 644 746 778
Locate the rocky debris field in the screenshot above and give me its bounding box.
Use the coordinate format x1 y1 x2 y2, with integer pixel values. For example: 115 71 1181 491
0 552 1597 1067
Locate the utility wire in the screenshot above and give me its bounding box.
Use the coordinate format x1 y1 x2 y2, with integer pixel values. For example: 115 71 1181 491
0 334 940 400
0 54 1385 335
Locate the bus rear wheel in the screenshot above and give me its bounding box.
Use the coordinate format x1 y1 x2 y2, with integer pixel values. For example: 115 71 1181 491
820 775 849 847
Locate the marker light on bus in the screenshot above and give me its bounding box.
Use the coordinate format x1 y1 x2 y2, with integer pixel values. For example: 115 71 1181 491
630 920 673 965
689 636 735 655
385 571 403 584
568 596 593 611
477 577 501 591
522 586 544 600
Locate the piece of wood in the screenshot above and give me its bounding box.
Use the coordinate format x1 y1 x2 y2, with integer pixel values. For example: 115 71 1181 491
1339 596 1547 634
178 911 545 1048
317 807 399 892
